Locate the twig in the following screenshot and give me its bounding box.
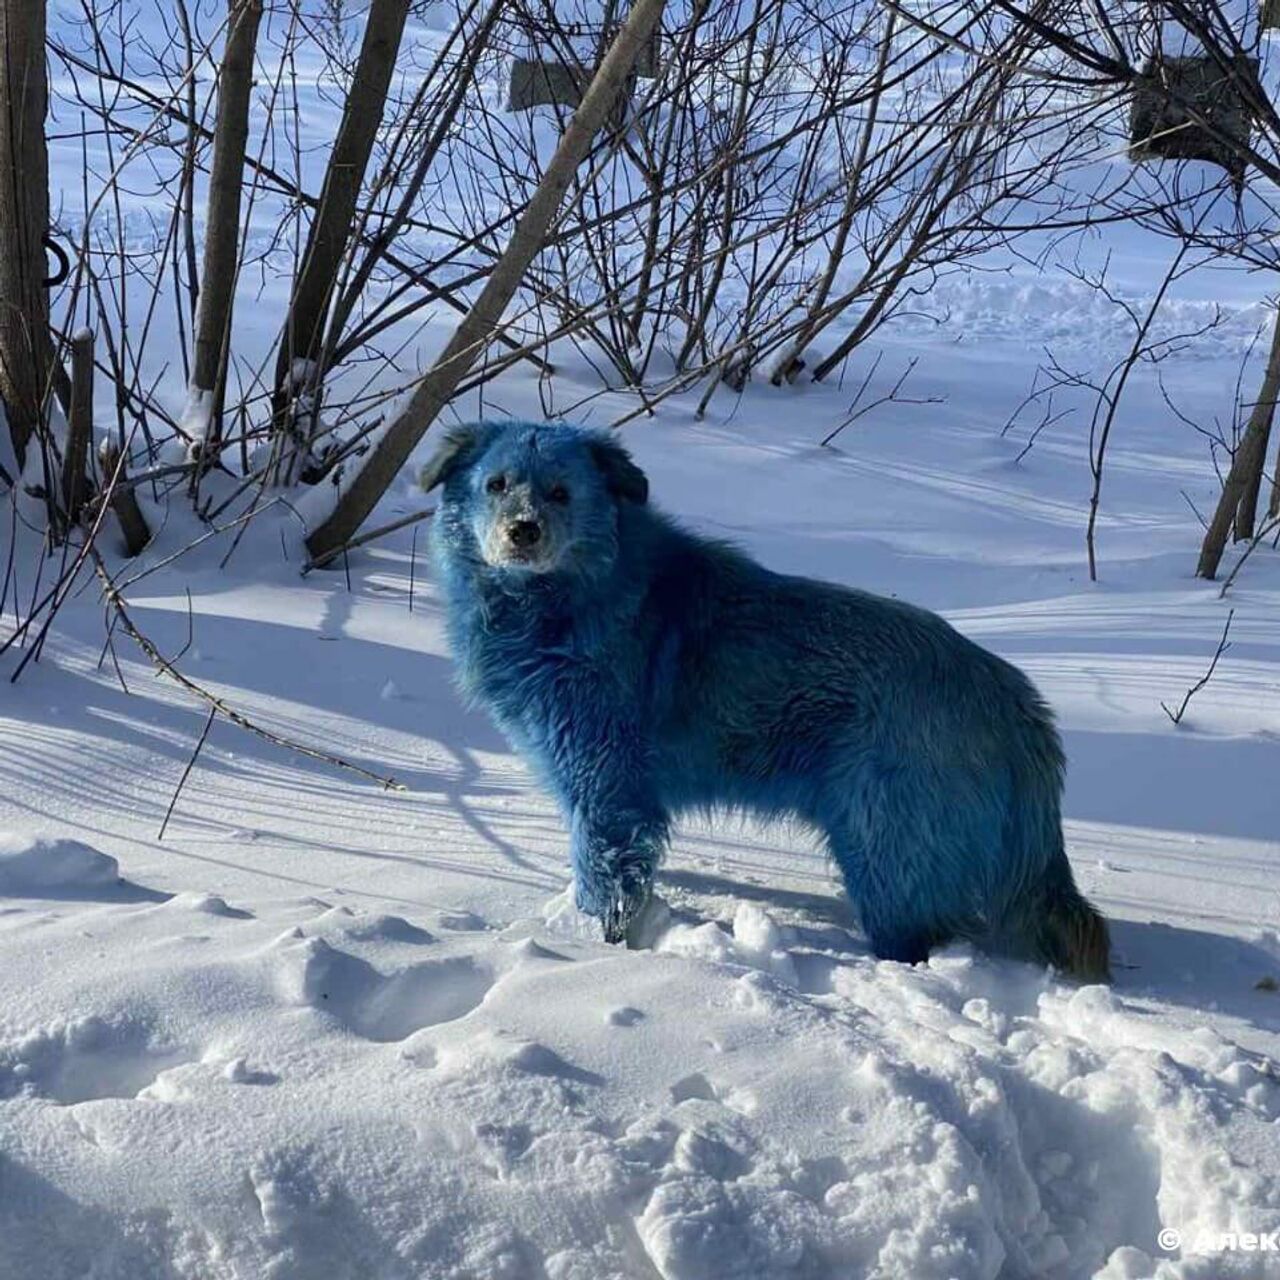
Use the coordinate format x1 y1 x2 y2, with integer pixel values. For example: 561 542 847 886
105 631 130 696
91 548 405 790
1218 515 1280 598
168 588 195 666
303 506 436 573
159 704 216 839
1161 610 1234 725
1180 489 1208 531
2 425 143 673
409 526 419 613
1085 245 1190 582
1014 395 1074 464
821 355 941 447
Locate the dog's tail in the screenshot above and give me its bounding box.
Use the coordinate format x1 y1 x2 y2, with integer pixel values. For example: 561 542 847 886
1035 879 1111 983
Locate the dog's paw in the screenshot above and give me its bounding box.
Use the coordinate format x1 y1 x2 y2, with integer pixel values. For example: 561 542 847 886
603 886 653 948
622 892 671 949
602 901 629 946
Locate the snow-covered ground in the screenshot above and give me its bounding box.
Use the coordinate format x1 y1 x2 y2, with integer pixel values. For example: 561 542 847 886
4 283 1280 1277
3 2 1280 1271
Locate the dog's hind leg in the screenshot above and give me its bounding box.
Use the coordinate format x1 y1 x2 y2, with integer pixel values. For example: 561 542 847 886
820 767 987 964
825 832 952 963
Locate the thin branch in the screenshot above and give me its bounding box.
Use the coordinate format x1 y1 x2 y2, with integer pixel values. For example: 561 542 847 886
1161 609 1234 725
303 505 436 573
159 704 216 839
92 548 405 790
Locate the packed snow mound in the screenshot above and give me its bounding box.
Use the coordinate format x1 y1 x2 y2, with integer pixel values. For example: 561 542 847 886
0 887 1276 1280
0 833 119 892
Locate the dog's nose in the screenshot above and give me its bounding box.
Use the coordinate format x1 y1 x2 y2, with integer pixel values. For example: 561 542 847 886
508 520 542 548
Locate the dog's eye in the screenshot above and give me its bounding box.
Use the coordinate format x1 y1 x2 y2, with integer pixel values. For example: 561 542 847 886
547 485 570 505
485 475 506 495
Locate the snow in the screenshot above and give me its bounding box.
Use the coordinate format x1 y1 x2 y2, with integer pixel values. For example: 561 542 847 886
180 389 216 445
0 834 121 893
0 831 1276 1278
5 320 1280 1275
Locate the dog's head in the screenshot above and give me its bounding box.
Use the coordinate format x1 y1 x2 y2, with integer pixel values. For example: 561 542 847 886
421 421 648 577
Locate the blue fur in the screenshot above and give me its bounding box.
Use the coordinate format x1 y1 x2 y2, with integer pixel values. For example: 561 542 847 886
426 419 1101 968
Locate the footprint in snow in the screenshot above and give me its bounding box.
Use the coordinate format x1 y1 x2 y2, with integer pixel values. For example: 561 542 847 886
313 905 434 945
669 1071 758 1116
0 1015 189 1105
275 935 496 1042
606 1006 645 1027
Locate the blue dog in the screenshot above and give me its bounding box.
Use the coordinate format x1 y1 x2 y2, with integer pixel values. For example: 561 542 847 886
423 420 1110 980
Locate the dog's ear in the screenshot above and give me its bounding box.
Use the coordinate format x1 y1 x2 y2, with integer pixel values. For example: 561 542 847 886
419 424 483 493
588 436 648 505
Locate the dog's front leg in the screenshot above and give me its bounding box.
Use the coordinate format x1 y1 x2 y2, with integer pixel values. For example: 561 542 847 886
569 801 668 946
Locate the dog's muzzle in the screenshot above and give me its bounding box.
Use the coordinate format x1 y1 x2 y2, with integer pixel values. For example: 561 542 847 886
507 520 542 550
483 512 557 570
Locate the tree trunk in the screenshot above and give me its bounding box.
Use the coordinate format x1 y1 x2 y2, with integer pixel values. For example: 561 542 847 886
1235 415 1274 542
0 0 52 468
99 440 151 557
304 0 666 564
272 0 410 435
1235 357 1278 541
191 0 263 440
1197 305 1280 578
61 328 94 528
